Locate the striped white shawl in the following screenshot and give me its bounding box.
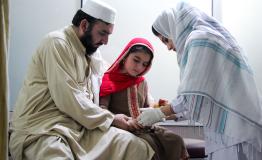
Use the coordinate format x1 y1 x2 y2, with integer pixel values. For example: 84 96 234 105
153 2 262 151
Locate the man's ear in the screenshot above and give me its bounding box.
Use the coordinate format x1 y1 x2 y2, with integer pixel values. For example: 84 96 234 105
80 19 89 33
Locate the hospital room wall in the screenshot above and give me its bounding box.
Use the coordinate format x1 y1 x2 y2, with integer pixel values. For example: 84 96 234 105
213 0 262 93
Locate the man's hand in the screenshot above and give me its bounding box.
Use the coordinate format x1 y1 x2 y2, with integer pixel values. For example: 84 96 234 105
137 108 165 126
127 119 144 132
111 114 130 130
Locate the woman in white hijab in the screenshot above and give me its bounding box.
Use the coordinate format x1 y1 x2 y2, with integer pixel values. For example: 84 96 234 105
138 2 262 160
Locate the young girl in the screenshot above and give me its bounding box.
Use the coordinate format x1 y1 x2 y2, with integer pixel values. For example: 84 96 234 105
99 37 188 160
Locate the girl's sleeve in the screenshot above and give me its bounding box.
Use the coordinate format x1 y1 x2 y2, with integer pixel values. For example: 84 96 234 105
99 95 111 110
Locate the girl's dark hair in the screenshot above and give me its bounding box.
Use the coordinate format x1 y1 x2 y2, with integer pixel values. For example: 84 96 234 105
72 10 110 27
120 45 154 68
128 45 154 60
152 26 160 36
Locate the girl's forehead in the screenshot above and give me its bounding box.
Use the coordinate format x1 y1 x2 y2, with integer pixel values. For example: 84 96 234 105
130 52 151 60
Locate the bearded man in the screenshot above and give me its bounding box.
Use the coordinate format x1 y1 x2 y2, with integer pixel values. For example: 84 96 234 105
9 0 154 159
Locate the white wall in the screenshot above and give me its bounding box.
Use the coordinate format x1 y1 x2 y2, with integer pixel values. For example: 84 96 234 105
213 0 262 93
99 0 212 102
9 0 80 110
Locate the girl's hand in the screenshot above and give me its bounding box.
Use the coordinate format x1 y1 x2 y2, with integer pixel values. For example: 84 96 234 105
137 108 166 126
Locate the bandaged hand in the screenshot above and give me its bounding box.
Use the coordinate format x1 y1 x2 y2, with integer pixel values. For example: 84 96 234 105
137 108 166 126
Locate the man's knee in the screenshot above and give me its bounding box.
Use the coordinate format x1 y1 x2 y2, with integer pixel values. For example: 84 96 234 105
24 135 74 160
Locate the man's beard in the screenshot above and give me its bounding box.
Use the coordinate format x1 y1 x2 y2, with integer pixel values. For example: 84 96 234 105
80 28 98 56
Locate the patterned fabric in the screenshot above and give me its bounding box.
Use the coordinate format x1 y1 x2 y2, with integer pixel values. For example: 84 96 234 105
153 1 262 155
187 95 227 134
127 86 140 118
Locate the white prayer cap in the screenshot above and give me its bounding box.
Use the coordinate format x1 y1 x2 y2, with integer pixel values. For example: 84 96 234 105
81 0 117 24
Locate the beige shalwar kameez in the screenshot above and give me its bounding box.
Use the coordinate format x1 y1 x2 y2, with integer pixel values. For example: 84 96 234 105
9 25 154 160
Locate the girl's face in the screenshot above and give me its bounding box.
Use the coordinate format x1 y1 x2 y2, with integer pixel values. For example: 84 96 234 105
157 35 176 52
122 51 151 77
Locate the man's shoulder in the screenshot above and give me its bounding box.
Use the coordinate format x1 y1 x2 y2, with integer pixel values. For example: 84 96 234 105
43 25 73 42
46 29 66 41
